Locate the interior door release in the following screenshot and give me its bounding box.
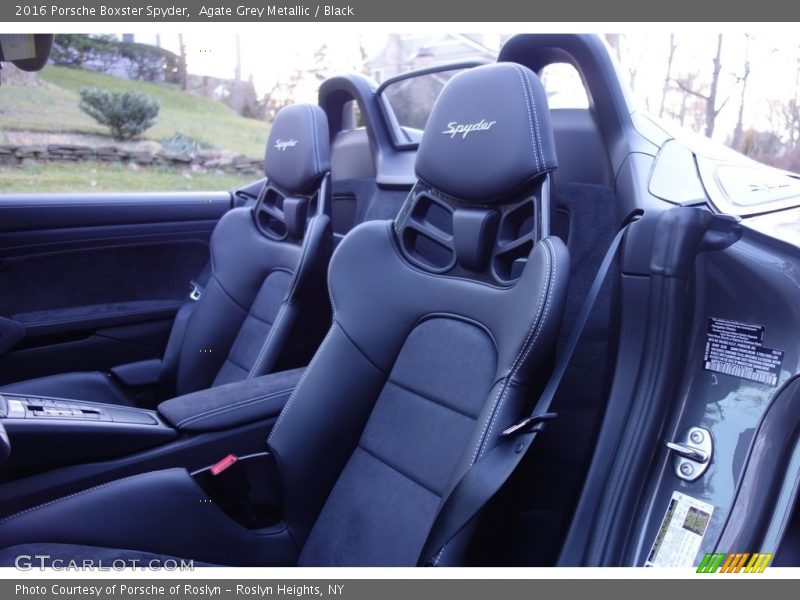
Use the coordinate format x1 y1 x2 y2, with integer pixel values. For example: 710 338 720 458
666 426 712 481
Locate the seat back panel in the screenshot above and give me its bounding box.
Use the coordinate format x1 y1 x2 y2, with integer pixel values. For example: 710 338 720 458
299 317 497 566
214 269 294 386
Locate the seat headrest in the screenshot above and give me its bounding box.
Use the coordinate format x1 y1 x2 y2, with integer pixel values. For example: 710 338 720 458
264 104 331 195
415 63 557 206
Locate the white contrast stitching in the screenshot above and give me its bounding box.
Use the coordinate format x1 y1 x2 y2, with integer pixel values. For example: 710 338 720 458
470 238 555 464
511 64 540 172
267 325 337 444
468 242 550 465
523 68 547 171
307 104 320 175
0 469 178 525
175 387 294 427
478 238 557 458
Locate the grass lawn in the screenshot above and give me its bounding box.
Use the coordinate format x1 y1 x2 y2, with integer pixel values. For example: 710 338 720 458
0 66 269 158
0 161 257 193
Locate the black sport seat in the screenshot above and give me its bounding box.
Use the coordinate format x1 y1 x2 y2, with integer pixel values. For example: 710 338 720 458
0 63 569 566
0 104 332 406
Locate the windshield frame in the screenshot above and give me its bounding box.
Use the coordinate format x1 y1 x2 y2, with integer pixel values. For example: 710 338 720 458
376 61 489 151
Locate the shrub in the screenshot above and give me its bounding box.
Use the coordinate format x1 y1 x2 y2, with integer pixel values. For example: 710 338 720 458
78 88 160 140
160 133 216 155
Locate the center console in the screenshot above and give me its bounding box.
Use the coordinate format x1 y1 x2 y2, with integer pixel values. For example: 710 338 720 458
0 367 309 565
0 367 305 517
2 394 157 422
0 393 176 469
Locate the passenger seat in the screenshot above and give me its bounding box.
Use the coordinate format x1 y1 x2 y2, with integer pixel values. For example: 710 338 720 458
0 104 333 406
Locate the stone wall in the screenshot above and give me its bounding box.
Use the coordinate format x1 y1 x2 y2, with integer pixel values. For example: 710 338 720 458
0 144 262 175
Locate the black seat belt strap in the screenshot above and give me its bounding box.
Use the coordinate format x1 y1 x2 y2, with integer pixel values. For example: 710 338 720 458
158 261 212 396
418 217 636 566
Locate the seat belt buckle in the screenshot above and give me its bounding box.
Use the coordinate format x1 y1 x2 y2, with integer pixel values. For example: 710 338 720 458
189 281 203 301
501 412 558 437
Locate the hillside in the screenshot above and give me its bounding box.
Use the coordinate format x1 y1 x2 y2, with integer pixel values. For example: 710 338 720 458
0 66 269 158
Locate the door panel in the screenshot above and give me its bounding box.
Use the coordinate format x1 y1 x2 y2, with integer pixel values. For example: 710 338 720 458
0 242 209 317
0 320 174 383
0 192 229 232
0 192 232 384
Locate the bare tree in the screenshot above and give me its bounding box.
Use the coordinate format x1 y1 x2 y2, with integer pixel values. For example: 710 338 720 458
795 47 800 105
783 99 800 151
357 36 370 75
659 34 677 119
262 75 302 121
733 36 778 151
310 44 335 82
628 62 639 96
177 34 187 91
706 34 725 137
604 34 622 63
731 34 752 151
229 34 245 114
605 34 640 95
791 48 800 153
260 44 339 122
670 72 706 131
759 99 800 170
234 34 242 84
675 34 727 137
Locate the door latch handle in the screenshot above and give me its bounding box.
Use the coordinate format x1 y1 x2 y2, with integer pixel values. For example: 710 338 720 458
665 442 709 464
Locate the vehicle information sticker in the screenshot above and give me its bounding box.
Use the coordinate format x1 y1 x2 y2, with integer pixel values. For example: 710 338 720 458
703 317 784 387
645 491 714 567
